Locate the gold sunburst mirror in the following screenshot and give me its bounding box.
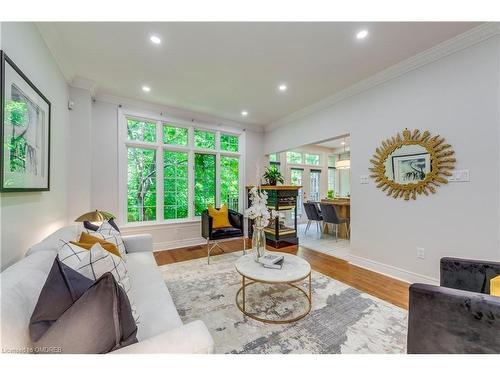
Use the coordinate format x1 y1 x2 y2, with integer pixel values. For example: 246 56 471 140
369 129 455 200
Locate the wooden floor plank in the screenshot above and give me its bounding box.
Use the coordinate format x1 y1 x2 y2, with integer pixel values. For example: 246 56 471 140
154 239 409 309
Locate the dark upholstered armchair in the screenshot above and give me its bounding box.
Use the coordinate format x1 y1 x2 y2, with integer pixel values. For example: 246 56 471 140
201 208 245 264
407 257 500 354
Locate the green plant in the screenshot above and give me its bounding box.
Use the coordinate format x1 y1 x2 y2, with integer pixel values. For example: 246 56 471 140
262 165 284 185
327 190 335 199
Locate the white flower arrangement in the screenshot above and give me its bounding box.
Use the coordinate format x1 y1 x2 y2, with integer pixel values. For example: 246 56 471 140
245 186 279 228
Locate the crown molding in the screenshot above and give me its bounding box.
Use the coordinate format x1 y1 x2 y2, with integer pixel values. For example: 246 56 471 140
266 23 500 132
69 77 98 96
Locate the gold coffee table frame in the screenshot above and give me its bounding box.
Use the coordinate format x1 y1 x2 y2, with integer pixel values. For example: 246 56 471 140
235 271 312 324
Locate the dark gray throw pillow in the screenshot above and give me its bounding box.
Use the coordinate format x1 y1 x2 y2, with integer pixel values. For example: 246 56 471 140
30 256 94 342
30 257 138 353
83 218 120 232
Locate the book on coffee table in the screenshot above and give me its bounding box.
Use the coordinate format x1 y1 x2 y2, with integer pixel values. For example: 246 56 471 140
263 258 284 269
258 253 284 267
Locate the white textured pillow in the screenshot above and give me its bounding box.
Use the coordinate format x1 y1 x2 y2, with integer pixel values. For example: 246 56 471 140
57 241 139 324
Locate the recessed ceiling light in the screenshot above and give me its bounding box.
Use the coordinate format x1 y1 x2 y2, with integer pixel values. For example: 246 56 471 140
142 86 151 92
341 141 346 145
150 35 161 45
356 30 368 40
278 84 287 92
241 110 248 117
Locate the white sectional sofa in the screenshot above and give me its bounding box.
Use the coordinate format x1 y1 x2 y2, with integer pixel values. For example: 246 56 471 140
0 225 214 354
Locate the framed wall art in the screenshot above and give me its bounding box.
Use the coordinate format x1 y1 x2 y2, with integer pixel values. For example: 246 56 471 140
1 50 51 192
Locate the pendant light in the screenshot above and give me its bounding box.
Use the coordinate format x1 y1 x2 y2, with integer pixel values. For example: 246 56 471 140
335 137 350 170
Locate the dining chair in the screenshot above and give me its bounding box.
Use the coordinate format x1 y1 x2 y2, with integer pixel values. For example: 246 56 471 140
303 202 323 236
319 203 350 241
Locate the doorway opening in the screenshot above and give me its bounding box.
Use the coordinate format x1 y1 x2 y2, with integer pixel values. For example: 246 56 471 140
267 134 351 260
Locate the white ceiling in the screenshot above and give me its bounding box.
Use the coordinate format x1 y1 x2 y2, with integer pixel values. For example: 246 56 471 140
37 22 481 129
315 136 350 150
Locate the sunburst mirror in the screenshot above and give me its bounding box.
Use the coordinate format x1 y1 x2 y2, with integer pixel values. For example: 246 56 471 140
369 129 456 200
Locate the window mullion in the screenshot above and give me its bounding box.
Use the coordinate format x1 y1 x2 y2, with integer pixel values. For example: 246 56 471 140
188 127 195 219
156 121 164 222
215 131 221 208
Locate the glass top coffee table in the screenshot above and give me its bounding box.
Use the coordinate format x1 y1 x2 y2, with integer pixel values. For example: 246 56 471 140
234 252 312 324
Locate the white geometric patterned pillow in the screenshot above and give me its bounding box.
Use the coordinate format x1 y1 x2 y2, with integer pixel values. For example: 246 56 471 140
81 221 127 259
57 241 139 324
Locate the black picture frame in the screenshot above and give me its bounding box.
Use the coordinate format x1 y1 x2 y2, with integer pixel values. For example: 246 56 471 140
0 50 51 192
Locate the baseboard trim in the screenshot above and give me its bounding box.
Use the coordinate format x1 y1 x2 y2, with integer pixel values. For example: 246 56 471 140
348 254 439 285
153 238 206 251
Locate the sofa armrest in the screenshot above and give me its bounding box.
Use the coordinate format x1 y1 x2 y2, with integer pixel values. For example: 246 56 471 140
122 234 153 253
407 283 500 354
111 320 214 354
440 257 500 294
201 211 212 240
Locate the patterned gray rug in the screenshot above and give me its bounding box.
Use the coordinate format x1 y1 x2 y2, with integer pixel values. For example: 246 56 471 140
159 252 408 354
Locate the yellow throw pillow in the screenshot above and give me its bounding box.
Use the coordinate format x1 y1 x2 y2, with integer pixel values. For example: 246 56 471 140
208 204 232 229
71 232 122 258
490 275 500 297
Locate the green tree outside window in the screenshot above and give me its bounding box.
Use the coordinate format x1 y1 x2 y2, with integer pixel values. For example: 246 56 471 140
194 153 216 215
127 147 157 222
220 156 239 211
163 125 188 146
220 134 238 152
127 119 156 143
164 151 188 219
194 130 215 149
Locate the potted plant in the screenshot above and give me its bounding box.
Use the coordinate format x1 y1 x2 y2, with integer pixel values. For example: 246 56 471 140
262 165 284 186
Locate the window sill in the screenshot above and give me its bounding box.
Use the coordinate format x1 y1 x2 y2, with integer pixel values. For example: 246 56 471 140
120 218 201 230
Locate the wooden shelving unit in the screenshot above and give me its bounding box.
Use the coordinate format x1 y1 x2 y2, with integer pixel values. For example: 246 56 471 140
246 185 301 248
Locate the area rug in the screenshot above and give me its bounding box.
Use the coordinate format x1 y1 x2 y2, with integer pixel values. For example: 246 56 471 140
159 252 407 354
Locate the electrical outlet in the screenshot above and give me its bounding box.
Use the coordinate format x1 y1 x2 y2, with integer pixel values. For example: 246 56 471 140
360 175 369 184
417 247 425 260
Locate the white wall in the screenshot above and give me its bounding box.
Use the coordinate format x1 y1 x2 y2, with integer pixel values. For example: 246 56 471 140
67 87 92 221
265 37 500 283
89 95 265 250
0 23 70 270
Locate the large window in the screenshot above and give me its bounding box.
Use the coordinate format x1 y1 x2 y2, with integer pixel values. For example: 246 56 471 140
121 115 242 224
194 153 216 216
286 151 320 165
164 151 188 219
220 156 239 211
127 147 157 222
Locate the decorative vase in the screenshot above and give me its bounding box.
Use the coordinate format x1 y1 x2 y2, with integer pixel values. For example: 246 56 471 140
252 225 266 262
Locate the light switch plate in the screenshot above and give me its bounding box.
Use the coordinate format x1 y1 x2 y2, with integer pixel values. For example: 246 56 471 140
360 175 369 184
449 169 470 182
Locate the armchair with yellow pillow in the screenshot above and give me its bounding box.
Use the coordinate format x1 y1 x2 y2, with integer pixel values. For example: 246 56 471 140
201 204 246 264
407 257 500 354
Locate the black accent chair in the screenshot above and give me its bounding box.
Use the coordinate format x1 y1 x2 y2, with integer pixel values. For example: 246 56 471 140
319 203 350 240
407 257 500 354
303 202 323 236
201 208 246 264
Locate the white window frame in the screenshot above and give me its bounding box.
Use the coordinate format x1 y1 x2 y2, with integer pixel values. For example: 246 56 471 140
285 150 321 166
118 109 245 227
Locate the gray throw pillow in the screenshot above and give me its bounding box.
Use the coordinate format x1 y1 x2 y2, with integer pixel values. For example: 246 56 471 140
30 256 94 342
30 257 138 353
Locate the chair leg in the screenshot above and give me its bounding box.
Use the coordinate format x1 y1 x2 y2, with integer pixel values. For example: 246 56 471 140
345 222 350 240
305 220 311 234
207 239 211 264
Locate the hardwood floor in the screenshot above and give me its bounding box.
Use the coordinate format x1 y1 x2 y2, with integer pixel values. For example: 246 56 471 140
154 239 410 309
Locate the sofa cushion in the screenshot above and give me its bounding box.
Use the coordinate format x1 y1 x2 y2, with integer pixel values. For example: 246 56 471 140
1 251 56 352
29 256 94 342
26 225 80 256
211 226 242 239
125 252 182 341
33 273 138 353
